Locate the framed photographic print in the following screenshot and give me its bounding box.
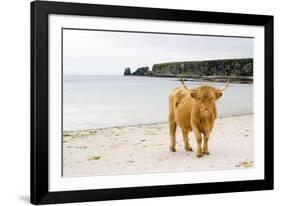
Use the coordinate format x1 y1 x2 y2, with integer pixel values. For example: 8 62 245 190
31 0 274 204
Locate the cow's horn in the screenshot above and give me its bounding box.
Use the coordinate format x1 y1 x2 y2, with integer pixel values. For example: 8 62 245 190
219 78 230 92
180 78 192 90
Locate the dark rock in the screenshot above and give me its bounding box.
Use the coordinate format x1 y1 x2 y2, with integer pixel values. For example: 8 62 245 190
124 68 131 75
132 66 151 76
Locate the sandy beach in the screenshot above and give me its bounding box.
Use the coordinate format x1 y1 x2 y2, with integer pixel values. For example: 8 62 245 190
63 114 254 177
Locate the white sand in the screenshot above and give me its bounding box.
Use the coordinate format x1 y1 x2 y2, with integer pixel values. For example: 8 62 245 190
63 114 254 177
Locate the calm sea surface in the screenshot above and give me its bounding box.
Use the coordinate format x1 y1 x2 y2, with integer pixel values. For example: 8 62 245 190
63 75 253 131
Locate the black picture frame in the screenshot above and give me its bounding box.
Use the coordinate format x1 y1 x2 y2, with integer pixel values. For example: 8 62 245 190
31 0 274 204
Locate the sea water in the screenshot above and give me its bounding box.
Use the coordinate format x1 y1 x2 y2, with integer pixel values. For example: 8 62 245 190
63 75 253 131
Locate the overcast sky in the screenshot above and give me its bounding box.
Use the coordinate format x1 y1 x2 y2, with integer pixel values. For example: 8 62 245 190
63 29 253 75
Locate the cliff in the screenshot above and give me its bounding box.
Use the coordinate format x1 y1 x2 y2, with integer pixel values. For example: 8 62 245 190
151 58 253 77
124 58 253 82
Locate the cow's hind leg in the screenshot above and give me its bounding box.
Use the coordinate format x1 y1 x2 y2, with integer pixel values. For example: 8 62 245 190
182 129 192 152
193 128 203 157
169 118 177 152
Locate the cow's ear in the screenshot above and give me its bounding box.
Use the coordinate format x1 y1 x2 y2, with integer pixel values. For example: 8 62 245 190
215 91 223 100
190 92 198 99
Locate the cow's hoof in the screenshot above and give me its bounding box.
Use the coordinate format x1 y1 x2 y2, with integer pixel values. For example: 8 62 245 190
169 147 176 152
203 150 210 155
184 146 193 152
196 153 203 158
184 145 193 152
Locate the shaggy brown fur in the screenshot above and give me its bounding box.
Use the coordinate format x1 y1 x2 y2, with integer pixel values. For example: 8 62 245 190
168 81 228 157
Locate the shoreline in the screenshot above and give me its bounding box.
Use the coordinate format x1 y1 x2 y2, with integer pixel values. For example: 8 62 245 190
124 75 253 84
63 114 254 177
63 113 253 133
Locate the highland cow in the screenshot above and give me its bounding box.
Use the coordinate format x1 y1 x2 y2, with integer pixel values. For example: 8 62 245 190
168 80 229 157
